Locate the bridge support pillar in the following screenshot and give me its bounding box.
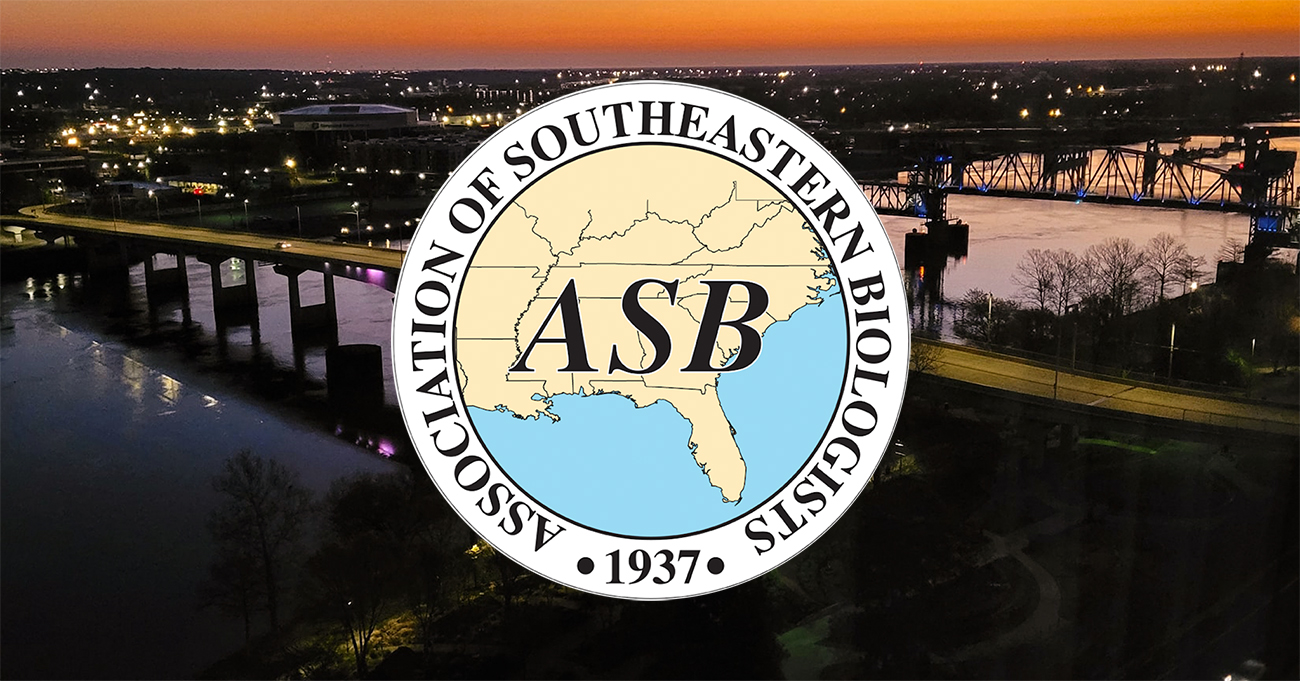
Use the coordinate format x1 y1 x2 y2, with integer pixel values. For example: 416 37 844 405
327 344 385 417
143 251 191 326
199 255 260 346
274 265 339 362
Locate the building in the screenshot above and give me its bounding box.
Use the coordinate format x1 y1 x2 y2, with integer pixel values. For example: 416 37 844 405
103 180 179 200
273 104 421 168
156 175 226 195
273 104 419 132
339 134 477 175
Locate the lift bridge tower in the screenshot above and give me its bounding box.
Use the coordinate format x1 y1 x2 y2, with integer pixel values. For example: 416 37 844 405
1237 126 1298 260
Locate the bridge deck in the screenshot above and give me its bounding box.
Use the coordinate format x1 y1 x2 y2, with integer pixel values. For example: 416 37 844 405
15 204 403 273
920 339 1297 436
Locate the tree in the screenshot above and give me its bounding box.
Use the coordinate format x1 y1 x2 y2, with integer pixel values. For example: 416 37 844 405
197 548 263 644
1176 253 1208 295
303 472 436 677
1013 248 1056 311
305 537 401 678
1141 232 1189 303
952 289 1018 345
407 508 476 651
1083 237 1144 319
208 449 314 634
1217 237 1245 264
909 341 944 373
1048 248 1086 316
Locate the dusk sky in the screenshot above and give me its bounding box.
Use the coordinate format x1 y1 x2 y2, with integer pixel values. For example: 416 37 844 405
1 0 1297 70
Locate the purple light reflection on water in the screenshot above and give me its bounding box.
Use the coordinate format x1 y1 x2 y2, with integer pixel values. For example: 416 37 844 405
362 267 393 289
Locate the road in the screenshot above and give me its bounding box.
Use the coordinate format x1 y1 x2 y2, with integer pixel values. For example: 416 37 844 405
15 204 403 273
920 338 1298 436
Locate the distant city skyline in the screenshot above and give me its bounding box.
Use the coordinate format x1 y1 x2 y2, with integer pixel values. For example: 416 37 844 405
1 0 1297 70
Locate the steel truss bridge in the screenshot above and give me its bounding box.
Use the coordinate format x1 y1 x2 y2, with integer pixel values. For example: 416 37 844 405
861 137 1298 249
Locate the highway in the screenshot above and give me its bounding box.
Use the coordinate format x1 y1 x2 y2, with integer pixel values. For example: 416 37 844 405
919 338 1298 436
15 204 404 273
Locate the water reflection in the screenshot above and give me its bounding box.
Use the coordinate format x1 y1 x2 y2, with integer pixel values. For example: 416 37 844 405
0 274 399 679
882 194 1294 337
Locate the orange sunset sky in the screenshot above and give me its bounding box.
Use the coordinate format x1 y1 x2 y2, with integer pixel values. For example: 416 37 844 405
1 0 1296 70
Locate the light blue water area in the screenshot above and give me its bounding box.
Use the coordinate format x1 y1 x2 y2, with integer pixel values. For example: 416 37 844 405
472 284 847 537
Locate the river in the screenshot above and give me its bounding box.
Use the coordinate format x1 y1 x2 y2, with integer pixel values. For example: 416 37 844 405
0 261 401 678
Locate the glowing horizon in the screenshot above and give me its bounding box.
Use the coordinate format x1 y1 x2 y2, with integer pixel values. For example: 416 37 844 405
2 0 1296 71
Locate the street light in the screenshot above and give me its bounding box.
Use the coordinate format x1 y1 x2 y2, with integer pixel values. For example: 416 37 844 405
345 203 361 244
148 190 159 220
986 292 994 343
1068 303 1080 369
295 205 302 238
196 197 203 227
242 199 250 230
1167 322 1177 381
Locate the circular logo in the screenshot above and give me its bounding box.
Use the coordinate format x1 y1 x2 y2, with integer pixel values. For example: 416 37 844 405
393 81 909 600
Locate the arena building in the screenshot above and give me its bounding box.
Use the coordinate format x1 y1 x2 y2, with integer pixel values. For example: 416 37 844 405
274 104 421 168
273 104 419 132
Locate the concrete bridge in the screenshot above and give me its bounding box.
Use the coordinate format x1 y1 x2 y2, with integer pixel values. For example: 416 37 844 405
12 204 401 356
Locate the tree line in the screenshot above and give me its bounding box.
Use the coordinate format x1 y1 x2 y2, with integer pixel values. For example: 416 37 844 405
198 448 794 679
950 233 1297 387
199 449 497 678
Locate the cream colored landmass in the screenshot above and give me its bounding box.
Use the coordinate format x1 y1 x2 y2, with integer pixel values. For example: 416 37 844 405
456 145 833 504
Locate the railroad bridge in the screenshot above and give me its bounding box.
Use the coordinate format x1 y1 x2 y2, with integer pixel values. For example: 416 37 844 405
861 125 1298 254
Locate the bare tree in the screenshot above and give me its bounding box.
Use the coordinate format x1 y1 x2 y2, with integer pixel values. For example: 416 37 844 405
305 537 400 678
407 508 476 651
1218 237 1245 264
1013 248 1056 311
208 449 314 633
1176 253 1208 294
1048 249 1086 316
1083 238 1145 318
198 549 263 644
304 473 426 677
909 341 944 373
1142 232 1189 302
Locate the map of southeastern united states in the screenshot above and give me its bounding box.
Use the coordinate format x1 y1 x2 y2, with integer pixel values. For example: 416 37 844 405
456 145 833 504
